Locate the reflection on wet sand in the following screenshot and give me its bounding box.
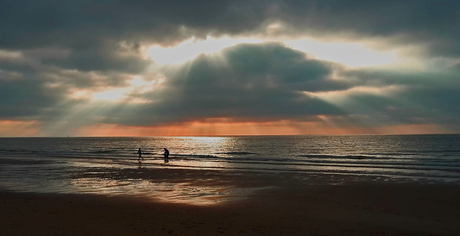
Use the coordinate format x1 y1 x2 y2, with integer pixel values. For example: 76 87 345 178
70 178 255 206
69 166 262 206
65 140 262 206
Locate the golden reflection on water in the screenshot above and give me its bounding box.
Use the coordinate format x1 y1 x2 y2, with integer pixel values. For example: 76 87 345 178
69 177 250 206
69 139 250 206
172 136 237 155
66 137 245 206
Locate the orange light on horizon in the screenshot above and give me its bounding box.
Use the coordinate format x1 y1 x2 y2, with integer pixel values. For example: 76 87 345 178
0 117 450 137
74 118 450 137
0 120 41 137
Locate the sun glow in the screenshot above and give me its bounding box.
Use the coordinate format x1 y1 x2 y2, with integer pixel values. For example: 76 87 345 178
285 39 397 67
75 118 449 137
147 36 398 68
147 37 264 65
303 85 406 104
92 87 132 101
69 76 163 104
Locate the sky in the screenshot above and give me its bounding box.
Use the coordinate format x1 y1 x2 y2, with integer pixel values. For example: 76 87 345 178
1 0 460 136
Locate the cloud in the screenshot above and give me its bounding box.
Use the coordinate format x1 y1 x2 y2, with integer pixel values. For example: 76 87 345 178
105 43 347 125
4 40 460 134
0 73 55 118
2 1 459 52
41 44 152 73
269 1 460 55
2 1 460 73
0 0 267 49
1 0 460 135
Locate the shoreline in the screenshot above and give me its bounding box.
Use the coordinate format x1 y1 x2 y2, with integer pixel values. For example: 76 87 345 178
5 164 459 205
2 168 460 235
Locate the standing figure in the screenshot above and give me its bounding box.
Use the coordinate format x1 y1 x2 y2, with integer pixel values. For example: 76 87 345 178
138 148 144 161
163 148 169 163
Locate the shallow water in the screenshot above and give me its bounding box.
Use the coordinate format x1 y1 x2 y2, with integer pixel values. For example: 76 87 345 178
1 135 460 204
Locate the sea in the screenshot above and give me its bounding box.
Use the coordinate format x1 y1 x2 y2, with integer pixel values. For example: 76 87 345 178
1 135 460 203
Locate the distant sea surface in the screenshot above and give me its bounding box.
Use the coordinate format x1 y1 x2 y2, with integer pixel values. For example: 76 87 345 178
1 135 460 200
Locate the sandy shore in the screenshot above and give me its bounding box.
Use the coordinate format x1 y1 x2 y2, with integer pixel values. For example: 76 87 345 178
1 169 460 235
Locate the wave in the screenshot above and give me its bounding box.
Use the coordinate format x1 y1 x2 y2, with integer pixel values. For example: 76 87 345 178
108 157 460 180
91 150 116 154
0 148 30 153
0 158 56 165
298 154 389 160
215 152 257 155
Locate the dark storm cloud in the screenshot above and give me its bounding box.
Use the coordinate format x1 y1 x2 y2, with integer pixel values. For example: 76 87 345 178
313 67 460 128
0 75 57 119
120 43 460 128
0 63 135 121
0 0 272 75
272 0 460 57
171 43 347 91
343 86 460 128
1 0 460 133
41 42 152 73
102 43 350 125
0 0 268 49
1 0 459 74
2 0 459 52
340 68 458 89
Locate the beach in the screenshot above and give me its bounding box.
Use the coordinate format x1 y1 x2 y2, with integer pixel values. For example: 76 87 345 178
1 136 460 235
2 168 460 236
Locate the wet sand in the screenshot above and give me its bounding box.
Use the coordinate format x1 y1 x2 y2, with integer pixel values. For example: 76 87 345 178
1 169 460 235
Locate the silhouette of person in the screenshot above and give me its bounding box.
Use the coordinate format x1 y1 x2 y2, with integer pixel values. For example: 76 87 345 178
163 148 169 163
138 148 144 161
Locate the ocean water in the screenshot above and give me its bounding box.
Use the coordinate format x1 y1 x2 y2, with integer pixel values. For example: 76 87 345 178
1 135 459 203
